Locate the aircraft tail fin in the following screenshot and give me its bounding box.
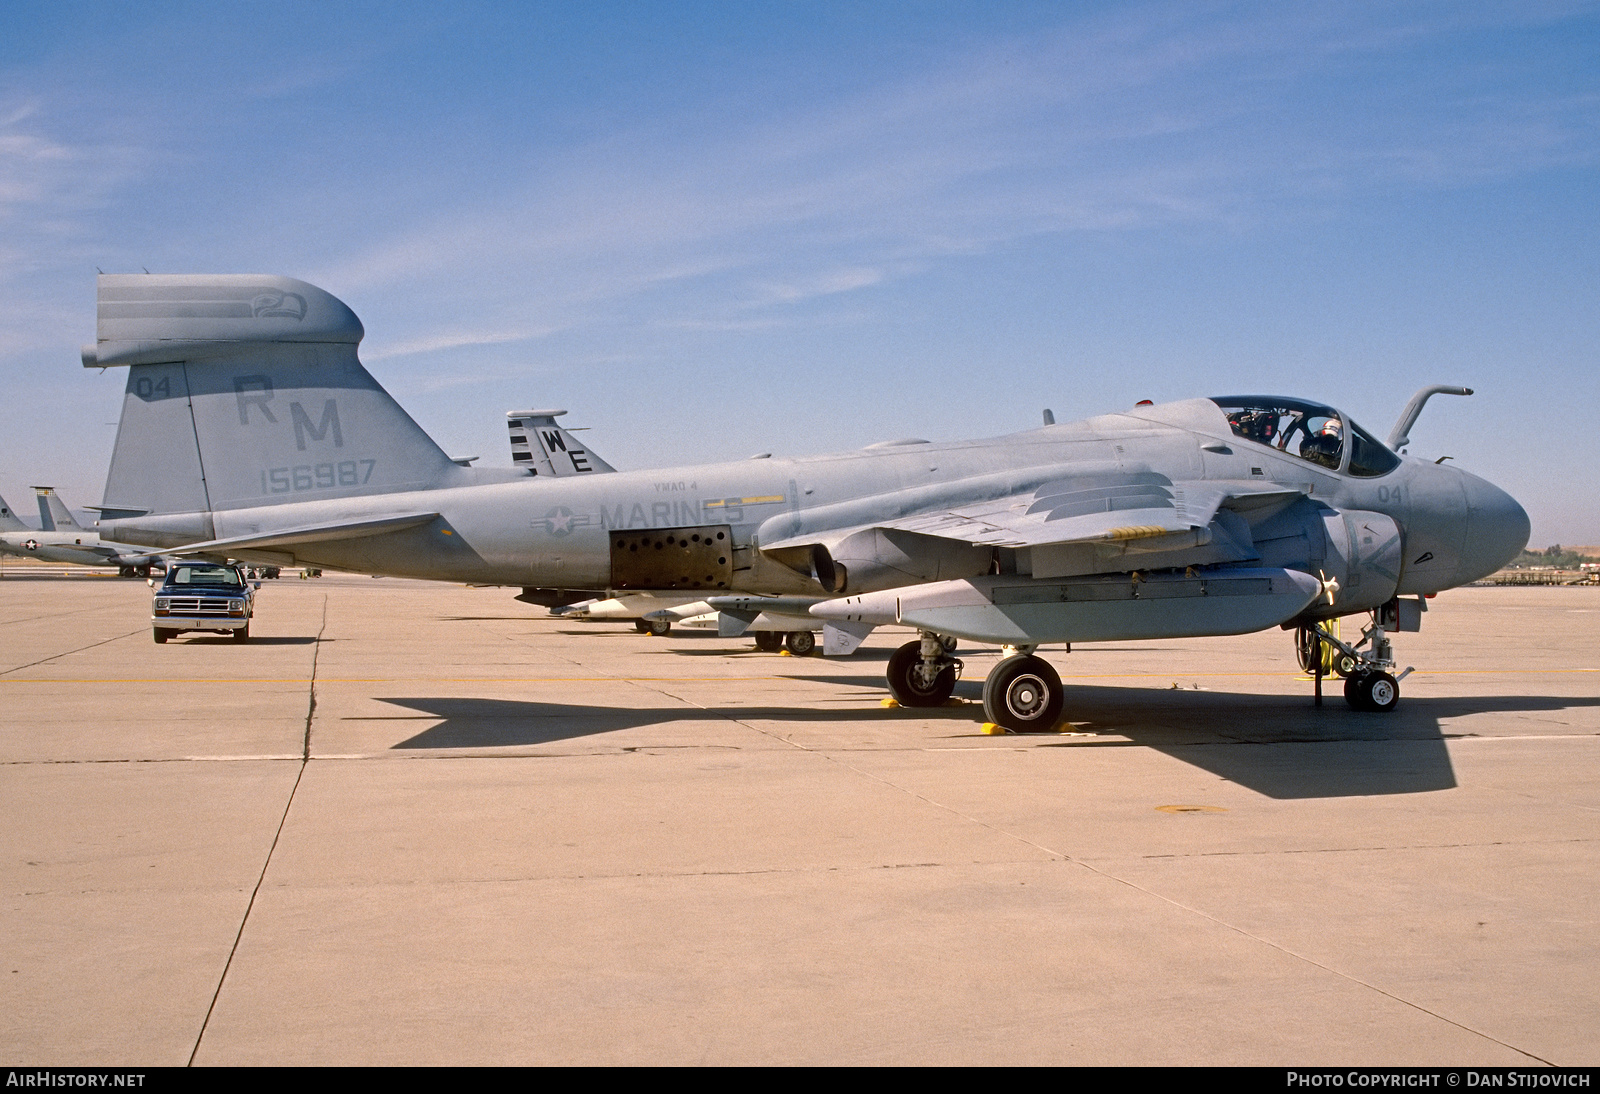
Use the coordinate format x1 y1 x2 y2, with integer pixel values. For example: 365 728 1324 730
506 409 617 477
33 487 81 531
85 274 470 545
0 493 28 532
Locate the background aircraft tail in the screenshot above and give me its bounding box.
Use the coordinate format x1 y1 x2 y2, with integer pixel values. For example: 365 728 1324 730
33 487 81 531
86 274 471 544
0 493 28 532
506 409 617 476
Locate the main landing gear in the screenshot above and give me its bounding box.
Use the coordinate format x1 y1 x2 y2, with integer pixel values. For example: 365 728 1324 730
885 632 1068 732
983 652 1064 732
886 632 961 707
749 631 817 655
1297 615 1411 713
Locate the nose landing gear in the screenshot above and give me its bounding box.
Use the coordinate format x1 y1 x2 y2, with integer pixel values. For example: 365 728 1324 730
1299 616 1412 712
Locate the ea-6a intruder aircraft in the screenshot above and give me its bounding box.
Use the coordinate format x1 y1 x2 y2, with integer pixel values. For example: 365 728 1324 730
82 274 1528 728
0 487 166 575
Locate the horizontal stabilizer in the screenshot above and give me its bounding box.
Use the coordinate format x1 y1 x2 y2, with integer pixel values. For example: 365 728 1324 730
169 512 439 558
83 274 362 369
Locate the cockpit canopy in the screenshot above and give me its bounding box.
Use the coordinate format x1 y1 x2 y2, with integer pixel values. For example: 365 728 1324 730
1209 397 1400 477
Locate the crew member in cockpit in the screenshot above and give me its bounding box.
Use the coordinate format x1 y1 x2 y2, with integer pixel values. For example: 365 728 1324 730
1229 409 1278 445
1300 418 1343 469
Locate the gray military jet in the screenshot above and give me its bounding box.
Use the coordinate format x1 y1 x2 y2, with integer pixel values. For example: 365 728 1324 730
81 274 1528 726
0 487 166 576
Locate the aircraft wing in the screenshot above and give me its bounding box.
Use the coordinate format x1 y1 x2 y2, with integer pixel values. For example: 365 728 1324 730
764 476 1307 554
167 512 440 558
888 478 1308 548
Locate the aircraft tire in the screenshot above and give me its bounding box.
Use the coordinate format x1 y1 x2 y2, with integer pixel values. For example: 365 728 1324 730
886 641 956 707
647 618 671 637
983 654 1064 732
1344 670 1398 713
783 631 816 657
753 632 782 652
153 628 169 644
634 620 651 634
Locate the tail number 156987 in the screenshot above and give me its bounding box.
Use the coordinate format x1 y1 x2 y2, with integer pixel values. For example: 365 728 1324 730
262 459 376 494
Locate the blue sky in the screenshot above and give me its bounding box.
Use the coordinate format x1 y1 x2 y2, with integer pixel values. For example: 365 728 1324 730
2 1 1597 543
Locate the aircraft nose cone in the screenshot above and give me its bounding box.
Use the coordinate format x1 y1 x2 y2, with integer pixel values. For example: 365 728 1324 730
1456 472 1530 584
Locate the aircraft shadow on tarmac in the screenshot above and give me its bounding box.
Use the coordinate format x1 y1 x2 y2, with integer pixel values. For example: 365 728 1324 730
373 685 1599 800
375 696 909 750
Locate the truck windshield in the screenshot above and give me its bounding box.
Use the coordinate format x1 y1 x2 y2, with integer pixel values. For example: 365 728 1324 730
167 566 243 587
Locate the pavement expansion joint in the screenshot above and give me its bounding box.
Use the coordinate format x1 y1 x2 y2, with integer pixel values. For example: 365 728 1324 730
0 605 120 629
192 594 325 1066
261 857 1044 892
0 628 144 676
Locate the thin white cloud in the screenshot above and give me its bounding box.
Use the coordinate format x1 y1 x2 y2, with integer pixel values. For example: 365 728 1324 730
363 324 566 361
306 1 1600 354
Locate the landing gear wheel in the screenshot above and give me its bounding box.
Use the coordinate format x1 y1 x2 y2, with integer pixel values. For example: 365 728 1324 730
982 655 1064 732
646 618 671 637
1344 670 1399 712
886 640 956 707
634 620 651 634
783 630 816 656
232 623 250 644
753 632 782 652
153 628 169 644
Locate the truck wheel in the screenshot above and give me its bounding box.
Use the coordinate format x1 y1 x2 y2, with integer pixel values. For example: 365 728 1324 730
232 623 250 643
153 629 169 644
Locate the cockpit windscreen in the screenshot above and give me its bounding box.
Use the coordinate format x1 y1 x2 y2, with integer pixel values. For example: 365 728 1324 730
1208 397 1400 477
1210 397 1346 470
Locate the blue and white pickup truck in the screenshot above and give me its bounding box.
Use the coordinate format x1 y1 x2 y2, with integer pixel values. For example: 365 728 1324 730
151 562 257 644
